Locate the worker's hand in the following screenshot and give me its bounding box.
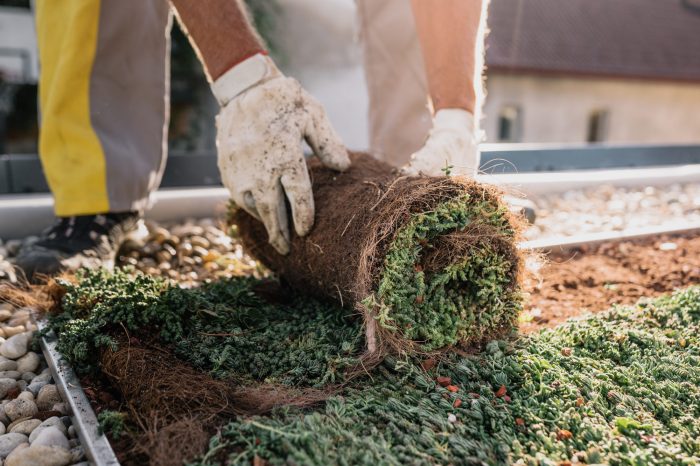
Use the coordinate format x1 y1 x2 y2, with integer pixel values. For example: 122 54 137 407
214 54 350 255
402 109 481 177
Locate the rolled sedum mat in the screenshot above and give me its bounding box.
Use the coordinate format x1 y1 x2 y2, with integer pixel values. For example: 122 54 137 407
233 153 523 355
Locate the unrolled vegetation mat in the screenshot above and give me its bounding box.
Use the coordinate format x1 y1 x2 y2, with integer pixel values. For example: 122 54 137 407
233 153 523 356
44 269 700 465
194 286 700 466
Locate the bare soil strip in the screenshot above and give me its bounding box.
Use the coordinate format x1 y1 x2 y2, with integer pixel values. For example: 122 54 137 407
522 232 700 332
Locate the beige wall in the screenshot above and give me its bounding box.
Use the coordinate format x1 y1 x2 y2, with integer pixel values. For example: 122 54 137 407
483 73 700 144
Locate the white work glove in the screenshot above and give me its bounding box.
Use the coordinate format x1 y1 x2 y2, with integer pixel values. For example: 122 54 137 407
402 109 481 177
214 54 350 255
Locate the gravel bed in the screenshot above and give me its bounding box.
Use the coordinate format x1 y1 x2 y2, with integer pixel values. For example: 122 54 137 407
525 182 700 239
0 242 17 285
116 218 262 287
1 182 699 285
0 218 261 286
0 302 86 466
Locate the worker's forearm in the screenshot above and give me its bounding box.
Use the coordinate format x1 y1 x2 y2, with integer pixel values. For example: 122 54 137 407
170 0 266 82
411 0 484 113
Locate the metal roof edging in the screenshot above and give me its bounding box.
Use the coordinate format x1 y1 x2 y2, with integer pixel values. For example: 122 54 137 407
38 320 121 466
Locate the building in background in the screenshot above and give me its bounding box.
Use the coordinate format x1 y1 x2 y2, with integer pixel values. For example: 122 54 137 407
1 0 700 155
484 0 700 144
0 3 38 154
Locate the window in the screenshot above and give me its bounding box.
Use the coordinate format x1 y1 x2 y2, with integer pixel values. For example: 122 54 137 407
498 105 522 142
587 110 609 143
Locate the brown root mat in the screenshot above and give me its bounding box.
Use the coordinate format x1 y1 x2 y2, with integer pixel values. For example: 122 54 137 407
522 232 700 332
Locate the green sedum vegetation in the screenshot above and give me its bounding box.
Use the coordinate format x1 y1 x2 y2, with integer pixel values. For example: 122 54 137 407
193 287 700 466
374 194 520 350
97 410 128 440
47 269 363 386
48 267 700 465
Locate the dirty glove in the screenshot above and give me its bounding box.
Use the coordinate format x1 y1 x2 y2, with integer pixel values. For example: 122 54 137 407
214 53 350 254
402 109 480 177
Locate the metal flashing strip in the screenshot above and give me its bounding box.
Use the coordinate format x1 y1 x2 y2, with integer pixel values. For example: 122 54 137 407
480 143 700 173
4 144 700 194
37 320 121 466
0 187 230 239
519 221 700 252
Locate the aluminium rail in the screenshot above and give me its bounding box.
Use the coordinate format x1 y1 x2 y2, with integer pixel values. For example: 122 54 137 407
37 319 120 466
2 163 700 239
520 221 700 252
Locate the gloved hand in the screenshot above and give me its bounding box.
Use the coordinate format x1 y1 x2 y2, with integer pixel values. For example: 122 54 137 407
214 54 350 254
402 109 481 177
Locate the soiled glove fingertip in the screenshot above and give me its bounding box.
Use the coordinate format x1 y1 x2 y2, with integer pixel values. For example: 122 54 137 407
321 147 351 172
270 237 291 255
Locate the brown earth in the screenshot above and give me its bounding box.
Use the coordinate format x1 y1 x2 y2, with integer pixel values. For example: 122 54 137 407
521 233 700 332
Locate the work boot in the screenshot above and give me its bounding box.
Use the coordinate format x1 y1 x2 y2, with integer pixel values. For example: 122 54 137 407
13 212 140 281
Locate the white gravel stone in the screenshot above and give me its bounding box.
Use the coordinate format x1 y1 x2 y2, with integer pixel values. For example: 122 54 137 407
51 404 68 416
36 386 61 412
28 418 65 444
16 353 39 374
30 427 69 450
0 379 17 399
5 444 72 466
7 307 32 325
4 399 37 422
6 416 31 432
2 441 28 462
0 334 30 360
20 372 35 383
31 373 51 384
9 419 40 436
27 381 47 397
0 422 5 435
16 391 33 402
0 362 17 372
6 417 31 432
0 402 9 425
66 426 75 439
0 433 28 457
69 445 84 462
2 327 24 339
0 373 20 381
